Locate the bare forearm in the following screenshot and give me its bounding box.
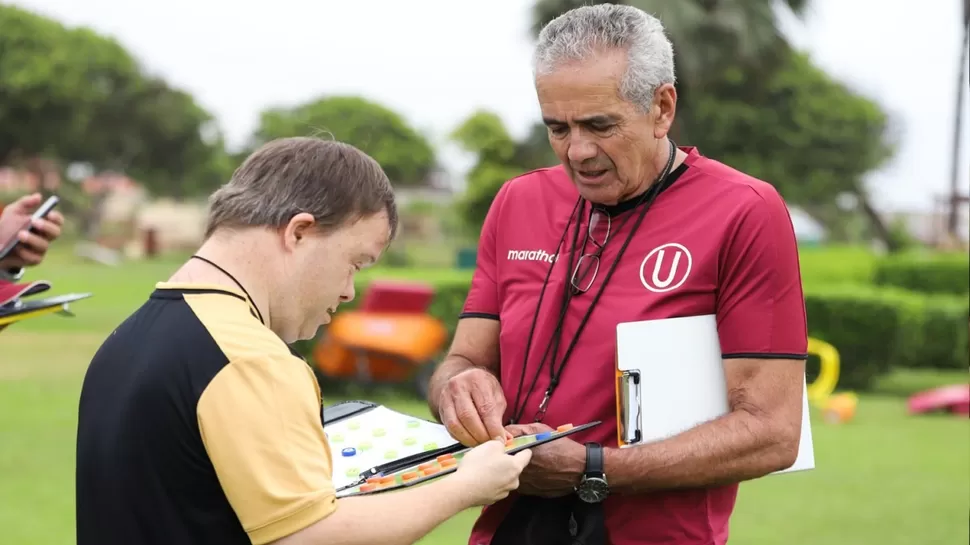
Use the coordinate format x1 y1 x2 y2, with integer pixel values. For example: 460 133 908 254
604 409 798 494
281 478 474 545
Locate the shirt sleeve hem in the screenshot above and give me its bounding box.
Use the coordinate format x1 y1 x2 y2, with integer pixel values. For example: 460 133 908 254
722 352 808 360
458 311 500 320
247 492 337 545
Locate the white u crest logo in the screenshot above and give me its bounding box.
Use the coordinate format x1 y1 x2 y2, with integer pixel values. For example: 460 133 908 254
640 243 692 293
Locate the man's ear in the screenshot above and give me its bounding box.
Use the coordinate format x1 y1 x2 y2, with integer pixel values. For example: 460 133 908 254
651 83 678 139
282 213 316 251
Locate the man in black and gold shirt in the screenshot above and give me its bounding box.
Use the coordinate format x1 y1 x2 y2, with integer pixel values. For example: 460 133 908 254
75 137 531 545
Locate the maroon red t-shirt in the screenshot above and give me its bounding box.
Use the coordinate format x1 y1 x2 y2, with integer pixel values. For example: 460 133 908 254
461 147 808 545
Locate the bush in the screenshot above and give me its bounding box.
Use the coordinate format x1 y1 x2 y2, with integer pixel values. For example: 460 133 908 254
803 285 914 390
798 244 878 286
873 251 970 295
903 295 969 371
805 285 969 390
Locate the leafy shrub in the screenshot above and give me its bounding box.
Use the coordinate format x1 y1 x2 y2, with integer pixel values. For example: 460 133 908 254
903 295 969 371
805 285 968 390
798 244 878 286
803 285 913 390
873 251 970 296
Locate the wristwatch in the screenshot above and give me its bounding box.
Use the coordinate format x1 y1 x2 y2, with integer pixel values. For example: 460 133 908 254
575 442 609 503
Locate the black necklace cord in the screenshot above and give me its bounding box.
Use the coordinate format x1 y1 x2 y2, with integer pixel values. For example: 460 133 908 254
537 140 677 419
508 196 583 424
188 254 266 325
508 139 678 424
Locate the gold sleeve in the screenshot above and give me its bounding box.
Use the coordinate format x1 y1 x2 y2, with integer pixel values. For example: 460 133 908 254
197 355 336 544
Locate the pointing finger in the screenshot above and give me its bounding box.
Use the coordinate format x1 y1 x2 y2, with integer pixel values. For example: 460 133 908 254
469 380 506 442
455 391 490 445
440 400 476 446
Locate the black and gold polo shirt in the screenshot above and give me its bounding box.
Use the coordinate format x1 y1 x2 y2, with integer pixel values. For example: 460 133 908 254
75 283 336 545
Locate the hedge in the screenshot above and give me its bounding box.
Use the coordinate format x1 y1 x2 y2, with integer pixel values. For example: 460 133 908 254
903 294 969 372
298 270 968 393
873 251 970 296
803 285 968 390
797 244 878 286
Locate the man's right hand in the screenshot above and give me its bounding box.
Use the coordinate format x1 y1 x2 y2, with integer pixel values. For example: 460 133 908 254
436 367 509 447
453 437 532 506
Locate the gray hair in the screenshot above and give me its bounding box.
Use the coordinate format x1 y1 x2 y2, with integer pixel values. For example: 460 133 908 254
205 137 398 240
533 4 676 111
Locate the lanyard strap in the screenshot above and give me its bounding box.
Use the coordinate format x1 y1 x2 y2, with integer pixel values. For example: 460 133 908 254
508 140 678 424
189 255 265 325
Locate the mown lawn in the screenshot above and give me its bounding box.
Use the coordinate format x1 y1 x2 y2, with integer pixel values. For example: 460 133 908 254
1 247 967 545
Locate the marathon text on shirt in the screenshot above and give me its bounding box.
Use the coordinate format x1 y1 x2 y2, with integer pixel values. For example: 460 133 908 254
506 249 559 263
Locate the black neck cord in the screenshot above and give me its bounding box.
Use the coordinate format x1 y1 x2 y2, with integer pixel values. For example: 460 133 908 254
508 140 678 424
189 254 265 325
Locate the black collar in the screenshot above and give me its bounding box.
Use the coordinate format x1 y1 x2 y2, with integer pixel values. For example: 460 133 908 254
597 162 689 216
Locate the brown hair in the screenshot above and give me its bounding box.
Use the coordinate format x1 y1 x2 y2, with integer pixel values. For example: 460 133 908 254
204 137 398 240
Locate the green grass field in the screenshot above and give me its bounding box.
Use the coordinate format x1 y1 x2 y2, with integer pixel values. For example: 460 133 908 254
1 247 968 545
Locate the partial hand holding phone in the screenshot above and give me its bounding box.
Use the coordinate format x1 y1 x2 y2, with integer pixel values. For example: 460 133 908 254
0 194 64 272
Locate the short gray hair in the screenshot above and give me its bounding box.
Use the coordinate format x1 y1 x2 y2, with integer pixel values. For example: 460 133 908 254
533 4 676 111
205 137 398 240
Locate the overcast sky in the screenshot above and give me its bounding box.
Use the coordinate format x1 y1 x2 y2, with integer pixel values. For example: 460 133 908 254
10 0 969 214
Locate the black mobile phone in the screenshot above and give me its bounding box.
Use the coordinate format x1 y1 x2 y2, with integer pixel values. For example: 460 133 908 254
0 195 60 261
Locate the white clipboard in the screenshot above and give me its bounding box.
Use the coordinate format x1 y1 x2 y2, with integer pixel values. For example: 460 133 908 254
614 314 815 475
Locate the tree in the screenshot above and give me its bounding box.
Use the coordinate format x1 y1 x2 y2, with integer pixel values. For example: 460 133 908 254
687 52 900 247
0 4 230 197
450 110 559 231
92 76 233 198
247 96 437 187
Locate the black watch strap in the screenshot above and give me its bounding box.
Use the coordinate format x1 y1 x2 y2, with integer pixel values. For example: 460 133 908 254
584 442 604 478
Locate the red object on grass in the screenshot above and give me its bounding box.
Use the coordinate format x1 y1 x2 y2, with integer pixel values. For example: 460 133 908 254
907 384 970 416
0 279 51 307
359 280 435 314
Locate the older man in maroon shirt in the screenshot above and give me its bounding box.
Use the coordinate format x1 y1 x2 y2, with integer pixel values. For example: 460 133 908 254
427 4 807 545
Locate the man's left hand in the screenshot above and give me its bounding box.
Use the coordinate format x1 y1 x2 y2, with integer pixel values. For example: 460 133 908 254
505 422 586 498
0 193 64 270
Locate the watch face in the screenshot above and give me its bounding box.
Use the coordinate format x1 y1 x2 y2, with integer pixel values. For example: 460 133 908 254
577 477 609 503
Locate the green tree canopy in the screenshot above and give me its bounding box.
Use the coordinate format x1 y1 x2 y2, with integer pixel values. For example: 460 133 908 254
450 110 559 230
0 4 230 197
688 51 895 206
247 96 437 187
687 51 898 244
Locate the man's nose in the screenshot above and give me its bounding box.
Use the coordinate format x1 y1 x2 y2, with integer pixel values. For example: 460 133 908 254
340 280 356 303
566 135 598 164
